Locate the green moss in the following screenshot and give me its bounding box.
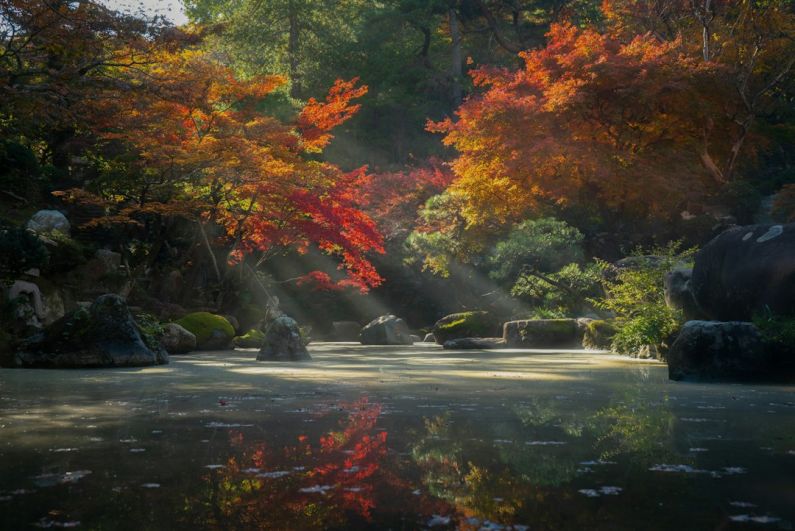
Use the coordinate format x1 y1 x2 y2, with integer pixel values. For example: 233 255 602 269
582 320 618 350
433 311 498 344
175 312 235 347
233 328 265 348
134 312 165 352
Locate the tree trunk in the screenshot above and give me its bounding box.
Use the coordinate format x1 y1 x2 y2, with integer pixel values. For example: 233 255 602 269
288 0 301 99
449 8 463 106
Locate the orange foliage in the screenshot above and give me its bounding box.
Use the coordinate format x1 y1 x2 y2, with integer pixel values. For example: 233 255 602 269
76 46 383 291
430 22 738 227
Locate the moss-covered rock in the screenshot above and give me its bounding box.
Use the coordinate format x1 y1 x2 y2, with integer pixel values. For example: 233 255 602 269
582 319 618 350
175 312 235 350
234 328 266 349
432 311 500 345
503 318 580 348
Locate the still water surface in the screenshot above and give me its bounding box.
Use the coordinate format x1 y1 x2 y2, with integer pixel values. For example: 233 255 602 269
1 343 793 530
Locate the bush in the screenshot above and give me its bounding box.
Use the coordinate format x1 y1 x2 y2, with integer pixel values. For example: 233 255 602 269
0 224 49 279
489 217 584 282
133 312 165 352
752 308 795 355
511 262 601 317
593 242 696 355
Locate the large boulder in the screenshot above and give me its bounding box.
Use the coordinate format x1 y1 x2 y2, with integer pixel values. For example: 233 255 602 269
331 321 361 341
359 315 413 345
668 321 780 382
257 316 311 361
690 224 795 321
503 319 581 348
663 267 707 321
443 337 507 350
26 210 70 236
160 323 196 354
7 294 168 368
432 311 500 345
175 312 235 350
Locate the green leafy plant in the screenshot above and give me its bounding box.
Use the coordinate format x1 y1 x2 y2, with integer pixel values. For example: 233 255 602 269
593 242 697 355
752 308 795 355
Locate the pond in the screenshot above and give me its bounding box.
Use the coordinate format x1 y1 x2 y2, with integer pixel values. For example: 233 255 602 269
0 344 793 530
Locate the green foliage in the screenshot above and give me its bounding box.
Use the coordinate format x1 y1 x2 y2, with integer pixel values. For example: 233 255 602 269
233 328 266 348
404 192 474 277
134 312 165 352
175 312 235 346
490 218 584 282
42 233 92 275
0 224 49 279
582 319 619 350
511 262 601 318
593 242 697 355
752 308 795 353
0 140 44 198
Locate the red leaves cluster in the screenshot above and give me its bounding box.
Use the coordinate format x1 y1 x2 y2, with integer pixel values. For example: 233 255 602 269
359 159 455 240
298 78 369 151
74 45 383 291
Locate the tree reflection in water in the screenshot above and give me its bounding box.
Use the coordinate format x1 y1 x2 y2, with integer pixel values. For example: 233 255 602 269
185 397 454 530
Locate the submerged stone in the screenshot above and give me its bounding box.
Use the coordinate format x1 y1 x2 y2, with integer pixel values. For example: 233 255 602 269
442 337 507 350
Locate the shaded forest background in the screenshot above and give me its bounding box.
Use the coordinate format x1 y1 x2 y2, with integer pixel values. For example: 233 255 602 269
1 0 794 336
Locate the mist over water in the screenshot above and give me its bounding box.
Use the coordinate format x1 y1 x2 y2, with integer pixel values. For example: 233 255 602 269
1 344 793 530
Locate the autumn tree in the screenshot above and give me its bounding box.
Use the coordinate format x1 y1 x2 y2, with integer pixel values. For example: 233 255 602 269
429 19 785 232
59 46 384 299
0 0 175 173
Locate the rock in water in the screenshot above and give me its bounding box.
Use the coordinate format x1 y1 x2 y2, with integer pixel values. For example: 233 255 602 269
432 311 500 345
257 316 310 361
161 323 196 354
503 319 581 348
26 210 70 236
442 337 507 350
423 333 436 343
359 315 414 345
175 312 235 350
9 294 168 368
667 321 776 382
690 224 795 320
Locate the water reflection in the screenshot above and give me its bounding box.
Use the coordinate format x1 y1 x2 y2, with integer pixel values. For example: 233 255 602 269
1 350 793 530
